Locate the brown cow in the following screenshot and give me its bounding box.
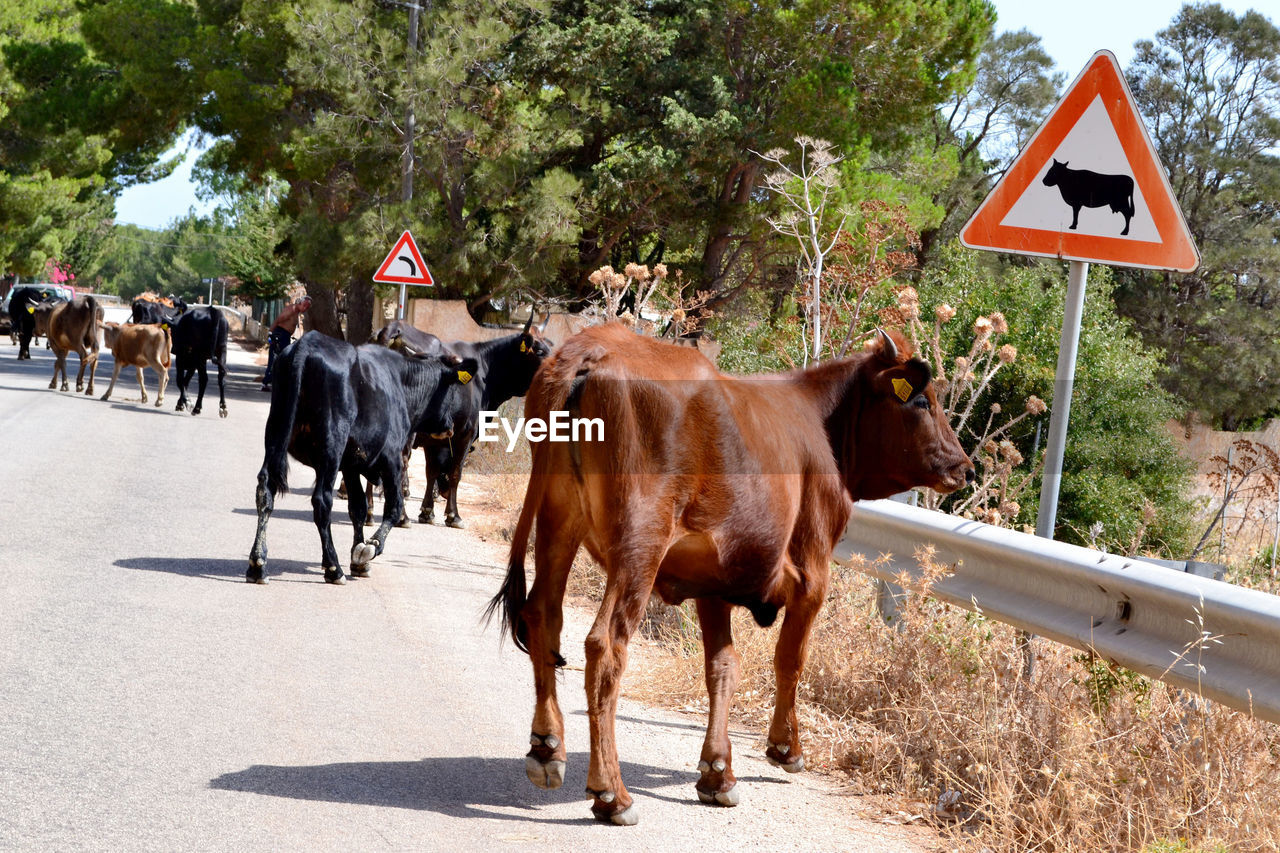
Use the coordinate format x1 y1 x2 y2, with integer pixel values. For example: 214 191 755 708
100 322 172 407
487 324 974 825
46 295 102 395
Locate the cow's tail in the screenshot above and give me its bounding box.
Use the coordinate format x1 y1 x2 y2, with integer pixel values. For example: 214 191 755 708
262 347 305 498
484 457 545 656
83 295 101 351
484 362 570 658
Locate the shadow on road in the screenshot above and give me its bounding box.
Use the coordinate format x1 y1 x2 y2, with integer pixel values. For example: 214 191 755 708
114 555 323 583
210 753 702 821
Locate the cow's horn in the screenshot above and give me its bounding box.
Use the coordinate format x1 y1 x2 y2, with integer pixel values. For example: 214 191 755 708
540 311 551 333
877 328 898 361
522 308 534 334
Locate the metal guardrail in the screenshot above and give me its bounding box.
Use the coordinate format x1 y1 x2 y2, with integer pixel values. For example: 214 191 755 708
834 499 1280 726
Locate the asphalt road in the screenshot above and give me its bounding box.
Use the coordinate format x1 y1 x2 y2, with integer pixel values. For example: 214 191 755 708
0 338 931 852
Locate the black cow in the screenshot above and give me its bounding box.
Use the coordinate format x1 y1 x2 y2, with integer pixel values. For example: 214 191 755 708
247 331 478 584
10 287 44 359
1042 158 1135 236
172 306 230 417
340 321 461 523
373 319 461 364
131 297 187 326
417 321 553 528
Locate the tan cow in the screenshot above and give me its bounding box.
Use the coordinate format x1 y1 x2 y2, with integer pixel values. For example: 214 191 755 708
46 295 102 395
100 322 172 407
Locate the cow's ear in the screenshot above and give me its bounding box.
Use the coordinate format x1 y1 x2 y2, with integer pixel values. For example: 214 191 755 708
873 358 932 404
451 357 480 385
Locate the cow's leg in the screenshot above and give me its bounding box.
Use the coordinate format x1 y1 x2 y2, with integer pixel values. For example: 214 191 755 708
395 444 412 528
174 356 190 411
99 362 123 402
363 479 375 527
135 367 148 404
443 445 470 529
154 359 168 406
351 459 403 576
1069 204 1081 230
694 597 741 807
215 354 227 418
247 467 274 583
51 352 66 391
74 350 87 393
343 470 371 576
311 461 345 584
419 451 440 524
764 565 829 775
522 507 584 791
583 538 666 826
80 350 97 396
192 361 209 416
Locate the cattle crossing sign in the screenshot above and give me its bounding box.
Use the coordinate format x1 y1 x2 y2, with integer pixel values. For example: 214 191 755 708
960 50 1200 554
961 50 1198 272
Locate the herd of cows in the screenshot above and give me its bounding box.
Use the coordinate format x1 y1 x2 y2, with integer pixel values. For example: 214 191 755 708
8 290 976 827
8 288 229 416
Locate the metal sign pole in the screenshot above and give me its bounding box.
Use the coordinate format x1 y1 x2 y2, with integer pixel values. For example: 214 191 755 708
397 282 407 320
1035 260 1090 539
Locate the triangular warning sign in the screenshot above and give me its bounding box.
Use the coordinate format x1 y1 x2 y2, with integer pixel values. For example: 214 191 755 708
961 50 1198 272
373 230 434 285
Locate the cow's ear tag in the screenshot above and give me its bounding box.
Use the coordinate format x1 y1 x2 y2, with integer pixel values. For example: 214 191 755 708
457 370 473 385
26 306 35 314
892 377 913 402
161 323 169 330
520 341 527 353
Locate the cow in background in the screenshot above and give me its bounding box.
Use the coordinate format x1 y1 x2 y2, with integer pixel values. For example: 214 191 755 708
247 331 479 584
9 287 43 359
417 317 552 528
131 295 187 326
46 296 102 394
1042 158 1135 236
487 325 973 825
100 322 171 407
172 306 230 417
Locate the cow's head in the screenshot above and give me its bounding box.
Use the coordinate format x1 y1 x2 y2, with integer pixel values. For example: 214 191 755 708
841 329 974 500
512 312 554 387
1042 158 1068 187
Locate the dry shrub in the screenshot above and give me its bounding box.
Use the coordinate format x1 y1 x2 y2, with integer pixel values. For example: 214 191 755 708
632 555 1280 852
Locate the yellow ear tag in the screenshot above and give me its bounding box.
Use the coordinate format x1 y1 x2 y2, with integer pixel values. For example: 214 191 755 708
457 370 472 385
161 323 169 330
892 377 913 402
520 341 527 353
26 306 35 314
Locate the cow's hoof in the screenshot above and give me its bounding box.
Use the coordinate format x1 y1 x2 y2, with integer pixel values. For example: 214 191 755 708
395 515 411 529
696 759 739 805
154 399 162 408
246 562 267 584
175 403 185 412
192 406 202 416
418 511 435 525
324 568 346 584
349 565 370 578
588 791 638 826
100 393 110 401
219 407 228 419
446 517 467 529
525 755 566 789
766 743 805 773
351 541 376 568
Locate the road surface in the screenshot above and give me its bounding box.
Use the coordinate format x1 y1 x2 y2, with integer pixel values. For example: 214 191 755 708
0 337 933 851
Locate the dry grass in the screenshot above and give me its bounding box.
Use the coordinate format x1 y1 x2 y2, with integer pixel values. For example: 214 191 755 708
463 440 1279 852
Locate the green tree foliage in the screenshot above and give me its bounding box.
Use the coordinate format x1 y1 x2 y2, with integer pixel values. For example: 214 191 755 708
1114 3 1280 429
916 248 1195 554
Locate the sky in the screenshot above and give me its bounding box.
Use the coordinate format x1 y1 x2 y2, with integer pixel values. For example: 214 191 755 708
111 0 1273 230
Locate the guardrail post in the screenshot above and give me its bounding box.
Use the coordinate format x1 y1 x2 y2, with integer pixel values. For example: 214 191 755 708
874 492 917 627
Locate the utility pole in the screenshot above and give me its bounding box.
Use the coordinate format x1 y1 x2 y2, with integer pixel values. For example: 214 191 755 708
397 0 420 320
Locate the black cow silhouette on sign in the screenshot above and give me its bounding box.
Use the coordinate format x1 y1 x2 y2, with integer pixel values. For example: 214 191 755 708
1042 159 1135 235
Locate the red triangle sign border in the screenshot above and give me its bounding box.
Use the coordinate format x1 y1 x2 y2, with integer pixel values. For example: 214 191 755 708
960 50 1198 272
373 230 435 285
